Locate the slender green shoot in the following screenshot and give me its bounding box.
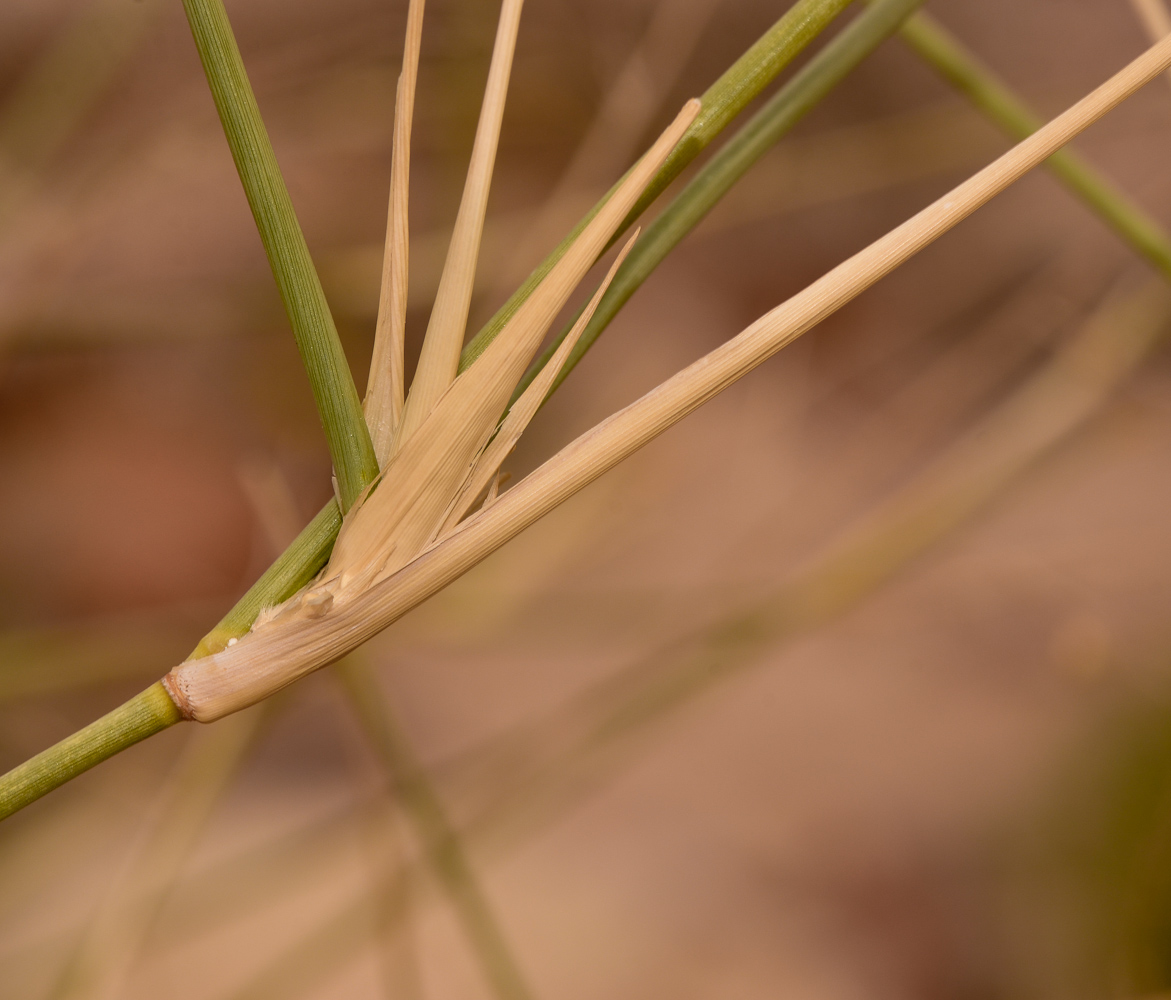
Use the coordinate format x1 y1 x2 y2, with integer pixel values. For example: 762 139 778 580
190 499 342 658
338 658 535 1000
897 9 1171 281
180 0 379 512
458 0 856 369
518 0 928 401
0 683 181 821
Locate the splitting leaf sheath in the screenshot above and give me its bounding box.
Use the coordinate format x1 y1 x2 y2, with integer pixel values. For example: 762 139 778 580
164 32 1171 724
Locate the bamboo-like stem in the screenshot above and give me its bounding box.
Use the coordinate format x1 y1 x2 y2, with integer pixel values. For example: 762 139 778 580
339 659 535 1000
519 0 927 402
163 31 1171 725
0 683 180 821
365 0 427 463
180 0 379 512
896 9 1171 282
458 0 855 370
396 0 526 450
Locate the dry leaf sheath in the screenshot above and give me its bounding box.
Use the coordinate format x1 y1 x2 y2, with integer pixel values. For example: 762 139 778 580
162 32 1171 724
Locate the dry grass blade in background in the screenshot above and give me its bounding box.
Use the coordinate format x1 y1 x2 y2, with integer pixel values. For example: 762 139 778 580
162 30 1171 725
340 657 536 1000
47 708 267 1000
0 0 160 226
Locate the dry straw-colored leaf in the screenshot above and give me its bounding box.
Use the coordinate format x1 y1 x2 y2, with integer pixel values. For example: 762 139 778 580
163 31 1171 724
437 229 640 537
363 0 426 462
393 0 526 451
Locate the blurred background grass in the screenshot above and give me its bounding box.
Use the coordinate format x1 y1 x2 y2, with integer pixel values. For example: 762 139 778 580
4 0 1171 998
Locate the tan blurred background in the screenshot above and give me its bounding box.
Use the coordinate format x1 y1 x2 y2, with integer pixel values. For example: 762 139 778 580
4 0 1171 997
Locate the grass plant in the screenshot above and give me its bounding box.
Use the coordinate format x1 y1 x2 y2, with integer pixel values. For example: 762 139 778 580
204 271 1171 1000
6 3 1171 992
6 0 1171 821
0 0 861 819
160 31 1171 728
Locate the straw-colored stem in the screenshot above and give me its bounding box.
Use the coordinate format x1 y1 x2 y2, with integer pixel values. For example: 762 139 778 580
397 0 526 449
163 32 1171 726
896 9 1171 282
338 659 535 1000
519 0 927 401
180 0 379 511
365 0 427 463
0 683 181 822
458 0 854 370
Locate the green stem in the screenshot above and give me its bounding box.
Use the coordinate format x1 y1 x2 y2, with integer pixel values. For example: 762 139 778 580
338 659 535 1000
458 0 856 370
897 9 1171 281
518 0 928 401
180 0 379 512
0 683 180 821
190 498 342 658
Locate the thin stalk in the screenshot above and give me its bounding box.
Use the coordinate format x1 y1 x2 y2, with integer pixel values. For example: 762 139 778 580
190 499 342 659
0 683 180 821
180 0 379 512
523 0 1171 400
457 0 855 370
486 0 723 298
896 9 1171 282
365 0 427 463
519 0 928 401
338 658 535 1000
1128 0 1171 87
